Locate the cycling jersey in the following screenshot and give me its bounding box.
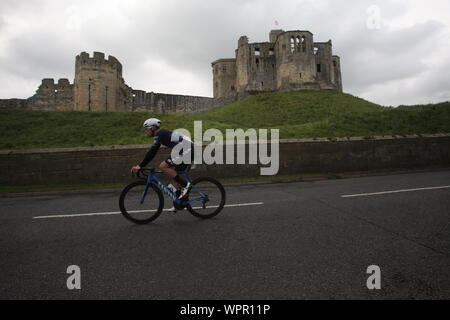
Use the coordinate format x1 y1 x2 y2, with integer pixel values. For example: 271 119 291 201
139 129 192 168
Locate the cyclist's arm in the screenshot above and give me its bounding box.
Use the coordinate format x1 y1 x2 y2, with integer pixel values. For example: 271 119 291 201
139 139 161 167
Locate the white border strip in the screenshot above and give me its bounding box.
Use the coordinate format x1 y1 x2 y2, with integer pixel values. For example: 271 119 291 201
341 186 450 198
33 202 264 220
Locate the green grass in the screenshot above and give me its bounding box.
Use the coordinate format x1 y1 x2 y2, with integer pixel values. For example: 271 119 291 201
0 90 449 150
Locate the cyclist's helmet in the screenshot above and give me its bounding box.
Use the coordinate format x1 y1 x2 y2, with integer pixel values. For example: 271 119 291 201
143 118 161 130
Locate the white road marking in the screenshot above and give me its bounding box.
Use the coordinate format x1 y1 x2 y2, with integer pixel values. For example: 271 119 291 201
32 202 264 220
341 185 450 198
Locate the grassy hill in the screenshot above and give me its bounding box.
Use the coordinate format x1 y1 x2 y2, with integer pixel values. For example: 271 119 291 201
0 90 449 150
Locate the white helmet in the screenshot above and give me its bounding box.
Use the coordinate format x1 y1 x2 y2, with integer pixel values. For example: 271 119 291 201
143 118 161 129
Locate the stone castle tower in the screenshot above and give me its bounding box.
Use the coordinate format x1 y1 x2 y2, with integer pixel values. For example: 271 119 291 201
18 52 133 112
212 29 342 99
74 52 132 111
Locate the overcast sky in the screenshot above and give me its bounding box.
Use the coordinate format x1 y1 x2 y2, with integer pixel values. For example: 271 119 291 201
0 0 449 106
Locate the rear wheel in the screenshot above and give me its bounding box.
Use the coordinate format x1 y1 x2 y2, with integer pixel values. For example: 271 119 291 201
119 181 164 224
187 177 226 219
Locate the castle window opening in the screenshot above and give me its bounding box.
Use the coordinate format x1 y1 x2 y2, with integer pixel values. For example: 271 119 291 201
222 65 227 73
269 48 274 56
333 61 337 67
290 37 295 53
317 64 322 73
299 73 302 78
231 85 235 91
254 48 261 56
314 47 319 55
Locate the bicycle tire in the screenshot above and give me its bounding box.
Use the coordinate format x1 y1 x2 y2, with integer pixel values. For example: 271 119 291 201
187 177 226 219
119 181 164 224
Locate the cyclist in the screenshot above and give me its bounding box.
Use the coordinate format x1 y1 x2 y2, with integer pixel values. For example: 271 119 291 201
131 118 193 199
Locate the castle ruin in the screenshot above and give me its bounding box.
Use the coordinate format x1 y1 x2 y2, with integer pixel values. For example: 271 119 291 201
0 29 342 113
212 29 342 99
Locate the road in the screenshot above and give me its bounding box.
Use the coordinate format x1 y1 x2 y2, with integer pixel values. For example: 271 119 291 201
1 170 449 299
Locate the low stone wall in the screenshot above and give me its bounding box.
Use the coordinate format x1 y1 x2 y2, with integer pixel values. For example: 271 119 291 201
0 134 449 186
0 99 28 109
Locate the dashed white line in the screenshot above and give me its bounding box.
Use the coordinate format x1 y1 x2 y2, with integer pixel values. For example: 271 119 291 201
32 202 264 220
341 185 450 198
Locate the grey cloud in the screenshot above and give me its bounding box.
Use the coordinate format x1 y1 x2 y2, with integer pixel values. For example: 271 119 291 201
0 0 449 105
2 34 76 79
342 21 445 89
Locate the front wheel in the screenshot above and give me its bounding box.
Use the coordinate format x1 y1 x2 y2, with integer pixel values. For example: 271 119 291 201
187 177 226 219
119 181 164 224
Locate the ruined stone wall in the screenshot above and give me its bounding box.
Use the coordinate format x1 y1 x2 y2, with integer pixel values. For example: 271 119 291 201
269 29 284 43
132 91 215 114
275 31 318 90
235 36 251 94
332 56 343 92
27 78 75 111
214 29 343 98
245 42 276 93
313 41 335 90
0 99 28 109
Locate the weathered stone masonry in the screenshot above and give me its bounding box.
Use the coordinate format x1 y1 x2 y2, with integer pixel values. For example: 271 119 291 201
212 29 343 99
1 135 448 187
0 28 343 113
0 52 218 113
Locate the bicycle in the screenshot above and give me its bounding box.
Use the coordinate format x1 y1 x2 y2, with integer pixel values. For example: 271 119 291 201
119 167 226 224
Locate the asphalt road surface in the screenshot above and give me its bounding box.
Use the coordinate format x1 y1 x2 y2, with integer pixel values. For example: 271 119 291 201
1 170 449 300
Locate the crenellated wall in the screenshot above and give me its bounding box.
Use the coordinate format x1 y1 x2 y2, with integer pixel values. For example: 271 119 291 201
74 52 132 112
28 78 75 111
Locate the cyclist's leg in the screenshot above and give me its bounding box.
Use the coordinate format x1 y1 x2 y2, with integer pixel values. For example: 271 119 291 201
159 160 178 187
160 158 187 188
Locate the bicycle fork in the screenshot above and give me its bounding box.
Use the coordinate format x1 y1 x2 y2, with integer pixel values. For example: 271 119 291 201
140 176 153 204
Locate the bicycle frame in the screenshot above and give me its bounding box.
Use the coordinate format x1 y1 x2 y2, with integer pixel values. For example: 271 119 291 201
140 170 207 206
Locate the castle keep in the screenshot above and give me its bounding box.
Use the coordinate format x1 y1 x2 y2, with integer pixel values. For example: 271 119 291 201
0 29 342 112
212 29 342 99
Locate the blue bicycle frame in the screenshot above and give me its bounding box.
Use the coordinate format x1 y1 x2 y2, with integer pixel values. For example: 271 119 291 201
140 170 207 206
